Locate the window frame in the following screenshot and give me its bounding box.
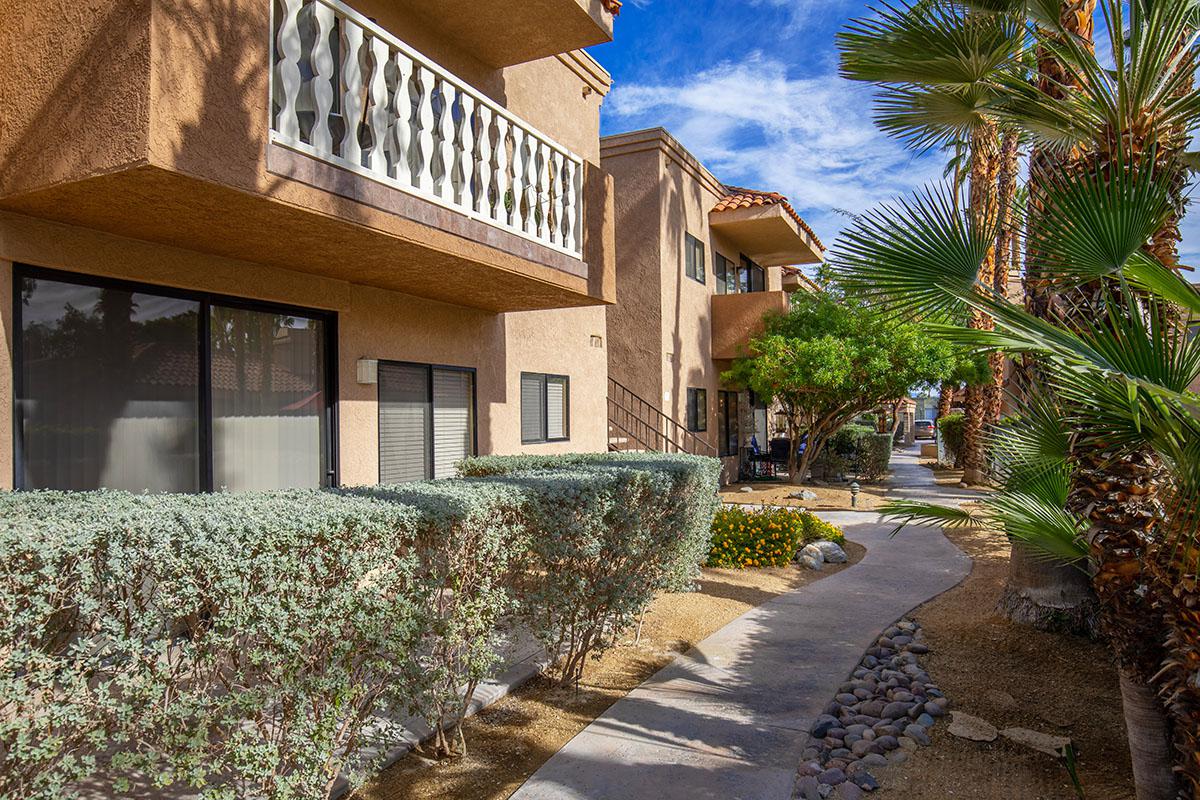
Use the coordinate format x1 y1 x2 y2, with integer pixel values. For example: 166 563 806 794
686 387 707 432
740 254 766 293
520 372 571 444
685 233 706 285
714 253 733 295
12 263 340 491
376 360 478 482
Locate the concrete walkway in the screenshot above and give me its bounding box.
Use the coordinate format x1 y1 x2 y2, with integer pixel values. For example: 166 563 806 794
509 446 972 800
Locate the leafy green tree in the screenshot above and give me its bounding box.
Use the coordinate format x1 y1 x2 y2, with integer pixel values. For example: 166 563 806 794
726 290 954 485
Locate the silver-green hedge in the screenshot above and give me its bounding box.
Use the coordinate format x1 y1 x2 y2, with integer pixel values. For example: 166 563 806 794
1 452 720 799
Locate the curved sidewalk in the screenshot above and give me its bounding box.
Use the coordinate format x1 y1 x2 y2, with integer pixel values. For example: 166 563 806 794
509 447 972 800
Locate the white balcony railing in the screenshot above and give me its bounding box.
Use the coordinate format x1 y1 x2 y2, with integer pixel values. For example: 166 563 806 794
271 0 584 257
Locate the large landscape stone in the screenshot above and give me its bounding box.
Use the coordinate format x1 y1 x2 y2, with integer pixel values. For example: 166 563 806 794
813 540 848 563
1001 727 1072 757
947 712 998 742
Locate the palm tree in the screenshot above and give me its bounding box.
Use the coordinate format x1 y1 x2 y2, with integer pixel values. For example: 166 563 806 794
838 1 1025 485
830 148 1200 798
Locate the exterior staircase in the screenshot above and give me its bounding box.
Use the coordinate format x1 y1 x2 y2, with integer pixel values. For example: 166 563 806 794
607 377 717 456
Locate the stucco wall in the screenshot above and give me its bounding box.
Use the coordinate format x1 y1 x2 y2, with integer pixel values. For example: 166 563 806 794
602 148 664 406
0 0 152 198
0 213 607 490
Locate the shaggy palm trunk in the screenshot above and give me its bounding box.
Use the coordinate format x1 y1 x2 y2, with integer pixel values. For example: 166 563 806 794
1150 489 1200 798
937 383 955 419
962 121 1000 486
987 131 1019 424
1068 445 1178 800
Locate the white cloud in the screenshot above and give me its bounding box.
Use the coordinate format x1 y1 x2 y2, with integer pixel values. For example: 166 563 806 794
605 53 943 248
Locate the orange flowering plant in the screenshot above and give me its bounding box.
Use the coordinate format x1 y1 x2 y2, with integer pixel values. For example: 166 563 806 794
706 505 844 569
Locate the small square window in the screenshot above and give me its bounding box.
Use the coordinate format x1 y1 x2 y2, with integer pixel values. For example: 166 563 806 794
685 233 706 284
686 387 707 432
521 372 570 444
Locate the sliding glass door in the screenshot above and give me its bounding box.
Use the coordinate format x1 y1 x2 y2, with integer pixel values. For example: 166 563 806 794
14 266 335 492
378 362 475 483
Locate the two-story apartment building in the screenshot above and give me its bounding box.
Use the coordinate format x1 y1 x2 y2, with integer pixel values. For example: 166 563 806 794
600 128 824 481
0 0 620 492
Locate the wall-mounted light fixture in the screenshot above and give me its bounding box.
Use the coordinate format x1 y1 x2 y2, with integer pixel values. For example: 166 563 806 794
357 358 379 385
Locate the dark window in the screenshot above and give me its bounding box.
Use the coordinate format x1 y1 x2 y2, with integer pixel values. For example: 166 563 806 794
378 362 476 482
686 387 707 432
685 233 706 284
14 266 336 492
741 255 766 293
715 253 734 295
521 373 570 444
717 390 739 458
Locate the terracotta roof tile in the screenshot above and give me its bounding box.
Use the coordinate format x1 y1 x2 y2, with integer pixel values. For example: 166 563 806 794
781 266 822 292
714 185 825 252
602 0 622 15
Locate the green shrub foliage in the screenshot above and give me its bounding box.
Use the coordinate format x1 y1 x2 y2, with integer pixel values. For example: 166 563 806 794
938 412 966 467
858 433 894 481
0 453 720 798
457 452 722 685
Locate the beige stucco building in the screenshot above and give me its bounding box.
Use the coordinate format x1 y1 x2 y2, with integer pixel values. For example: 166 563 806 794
600 128 824 481
0 0 621 491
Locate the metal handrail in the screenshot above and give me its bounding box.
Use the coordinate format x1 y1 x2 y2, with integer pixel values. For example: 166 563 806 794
607 377 718 457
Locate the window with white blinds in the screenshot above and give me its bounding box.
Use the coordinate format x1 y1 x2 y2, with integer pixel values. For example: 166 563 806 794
379 362 475 483
433 368 474 479
521 373 570 444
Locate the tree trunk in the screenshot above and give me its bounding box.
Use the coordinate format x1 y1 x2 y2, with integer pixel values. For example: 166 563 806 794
937 383 954 419
1119 672 1180 800
1069 445 1178 798
987 130 1020 424
997 541 1098 635
962 120 1000 486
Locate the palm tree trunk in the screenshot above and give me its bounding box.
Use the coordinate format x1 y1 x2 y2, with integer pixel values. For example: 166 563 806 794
997 541 1098 634
1119 672 1180 800
986 130 1019 425
1068 445 1179 799
937 383 955 419
962 120 1000 485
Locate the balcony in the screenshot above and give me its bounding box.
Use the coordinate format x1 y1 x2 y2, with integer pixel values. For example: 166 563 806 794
272 0 585 259
711 290 790 361
0 0 612 313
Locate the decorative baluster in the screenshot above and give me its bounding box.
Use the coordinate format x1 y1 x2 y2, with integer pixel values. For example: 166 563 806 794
532 139 547 240
436 79 457 200
562 157 579 254
389 51 414 182
414 65 436 193
459 93 475 210
273 0 304 141
476 104 493 218
365 36 390 174
546 149 562 245
511 127 528 232
339 19 365 165
306 2 336 152
493 116 510 224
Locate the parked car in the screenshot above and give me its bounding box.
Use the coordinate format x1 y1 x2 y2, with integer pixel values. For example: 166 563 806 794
914 419 936 440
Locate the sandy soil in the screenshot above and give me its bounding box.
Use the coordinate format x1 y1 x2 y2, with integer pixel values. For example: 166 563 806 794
720 480 890 511
352 541 867 800
874 525 1134 800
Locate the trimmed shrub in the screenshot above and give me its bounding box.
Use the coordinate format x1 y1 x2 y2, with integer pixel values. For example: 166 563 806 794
706 506 846 569
938 412 966 467
457 452 722 685
0 490 427 800
858 433 894 481
0 452 721 797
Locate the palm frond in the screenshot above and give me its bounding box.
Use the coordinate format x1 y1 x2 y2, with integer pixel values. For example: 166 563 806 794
874 83 998 150
879 499 983 535
839 1 1025 88
829 182 992 318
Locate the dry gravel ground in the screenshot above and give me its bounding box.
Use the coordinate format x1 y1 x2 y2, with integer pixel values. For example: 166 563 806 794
720 480 890 510
351 542 866 800
874 524 1135 800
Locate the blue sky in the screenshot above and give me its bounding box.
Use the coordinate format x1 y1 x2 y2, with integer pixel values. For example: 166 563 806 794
587 0 1200 270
